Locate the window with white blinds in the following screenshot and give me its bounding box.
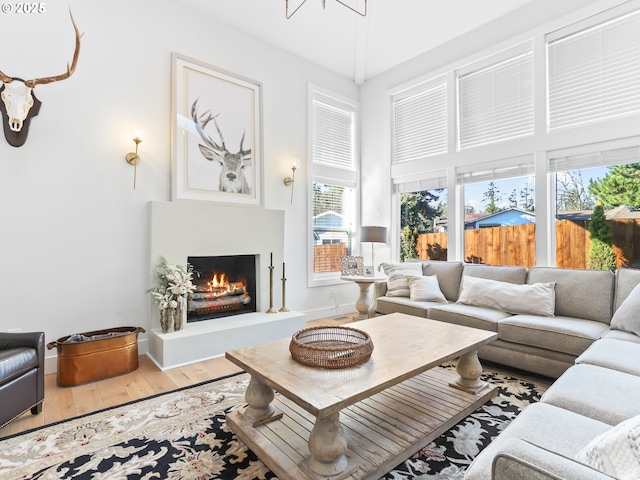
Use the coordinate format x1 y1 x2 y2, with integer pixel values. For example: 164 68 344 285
309 87 359 285
456 45 534 150
311 92 357 171
392 79 447 163
547 5 640 130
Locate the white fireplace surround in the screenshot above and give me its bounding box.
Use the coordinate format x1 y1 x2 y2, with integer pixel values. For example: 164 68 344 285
147 201 306 369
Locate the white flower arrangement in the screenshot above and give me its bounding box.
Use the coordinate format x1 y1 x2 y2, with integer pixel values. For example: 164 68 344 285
148 257 196 310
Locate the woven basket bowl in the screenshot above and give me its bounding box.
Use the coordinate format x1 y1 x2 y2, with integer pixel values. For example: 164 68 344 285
289 325 374 369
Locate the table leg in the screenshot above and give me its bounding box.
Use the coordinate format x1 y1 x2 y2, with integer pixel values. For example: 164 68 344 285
354 281 372 320
244 376 278 424
450 350 487 393
308 411 348 476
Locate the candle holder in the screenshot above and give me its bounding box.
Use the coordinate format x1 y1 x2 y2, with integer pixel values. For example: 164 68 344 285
266 264 277 313
279 275 289 312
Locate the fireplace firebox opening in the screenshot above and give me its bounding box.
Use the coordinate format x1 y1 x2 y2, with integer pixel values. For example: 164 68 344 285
187 255 257 322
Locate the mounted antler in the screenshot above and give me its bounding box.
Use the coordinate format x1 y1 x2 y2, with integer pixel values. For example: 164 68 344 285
0 9 83 146
24 10 83 88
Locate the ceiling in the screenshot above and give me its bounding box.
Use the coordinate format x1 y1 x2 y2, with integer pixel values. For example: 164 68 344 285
175 0 538 84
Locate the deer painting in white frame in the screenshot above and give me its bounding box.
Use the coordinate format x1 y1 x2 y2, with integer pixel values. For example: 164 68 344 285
0 10 82 147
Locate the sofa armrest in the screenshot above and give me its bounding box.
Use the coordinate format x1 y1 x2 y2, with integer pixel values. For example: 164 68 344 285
368 281 388 317
0 332 44 353
0 332 45 403
491 439 614 480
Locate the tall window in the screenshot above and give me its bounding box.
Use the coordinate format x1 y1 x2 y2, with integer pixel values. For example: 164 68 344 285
309 87 358 285
550 145 640 270
456 44 534 150
458 159 535 266
547 5 640 130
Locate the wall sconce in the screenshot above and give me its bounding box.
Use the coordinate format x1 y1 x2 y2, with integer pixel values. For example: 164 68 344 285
283 158 301 204
125 134 142 189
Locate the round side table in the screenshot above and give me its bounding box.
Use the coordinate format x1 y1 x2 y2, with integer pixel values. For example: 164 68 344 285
340 275 386 320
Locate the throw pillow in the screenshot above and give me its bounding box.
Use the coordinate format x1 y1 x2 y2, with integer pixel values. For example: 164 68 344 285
611 283 640 337
576 414 640 479
406 275 447 303
379 262 423 297
457 275 556 317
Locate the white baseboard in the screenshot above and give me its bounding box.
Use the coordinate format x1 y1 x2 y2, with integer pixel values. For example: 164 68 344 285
302 304 357 321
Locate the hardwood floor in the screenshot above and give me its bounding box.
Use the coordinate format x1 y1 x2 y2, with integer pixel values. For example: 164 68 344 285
0 314 356 439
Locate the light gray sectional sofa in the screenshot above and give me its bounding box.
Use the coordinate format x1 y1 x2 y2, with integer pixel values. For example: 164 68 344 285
371 259 628 378
370 260 640 479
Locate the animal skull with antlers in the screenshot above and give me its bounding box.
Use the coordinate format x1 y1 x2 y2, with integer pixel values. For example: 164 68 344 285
0 11 82 147
191 98 253 194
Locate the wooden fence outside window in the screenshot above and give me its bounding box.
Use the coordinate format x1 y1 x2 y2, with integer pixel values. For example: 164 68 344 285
416 220 640 269
313 243 348 273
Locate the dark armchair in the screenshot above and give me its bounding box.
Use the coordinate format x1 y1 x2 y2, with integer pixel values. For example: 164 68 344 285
0 332 45 429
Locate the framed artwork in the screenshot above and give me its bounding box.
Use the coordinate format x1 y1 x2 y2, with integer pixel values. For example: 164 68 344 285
341 256 364 276
171 53 263 205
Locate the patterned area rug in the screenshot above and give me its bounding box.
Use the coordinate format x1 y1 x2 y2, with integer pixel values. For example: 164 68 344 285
0 367 544 480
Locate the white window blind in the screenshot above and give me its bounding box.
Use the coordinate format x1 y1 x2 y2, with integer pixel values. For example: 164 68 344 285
457 156 535 184
393 173 448 194
547 6 640 130
312 95 356 171
457 47 534 150
549 145 640 172
392 81 447 163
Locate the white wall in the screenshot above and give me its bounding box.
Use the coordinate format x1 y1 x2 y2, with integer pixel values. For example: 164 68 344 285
0 0 362 365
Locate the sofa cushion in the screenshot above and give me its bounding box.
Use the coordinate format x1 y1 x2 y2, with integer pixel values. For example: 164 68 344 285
375 296 431 317
542 364 640 426
462 264 528 284
406 275 447 303
498 315 608 356
527 267 614 324
427 303 509 332
614 267 640 311
457 275 556 316
379 262 423 297
576 338 640 377
575 413 640 480
464 402 611 480
602 329 640 344
407 260 464 301
610 282 640 337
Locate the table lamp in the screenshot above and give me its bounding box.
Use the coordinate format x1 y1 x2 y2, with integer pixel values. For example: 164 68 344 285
360 226 387 276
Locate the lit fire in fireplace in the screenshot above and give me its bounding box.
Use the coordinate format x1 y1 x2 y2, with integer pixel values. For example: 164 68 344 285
188 271 251 317
206 273 248 298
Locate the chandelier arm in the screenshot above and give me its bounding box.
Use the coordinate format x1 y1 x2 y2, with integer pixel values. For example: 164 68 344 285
286 0 310 19
334 0 367 16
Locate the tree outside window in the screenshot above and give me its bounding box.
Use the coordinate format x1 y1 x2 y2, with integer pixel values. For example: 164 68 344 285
400 189 447 261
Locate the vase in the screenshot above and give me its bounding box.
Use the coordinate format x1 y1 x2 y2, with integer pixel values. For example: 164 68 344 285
160 307 176 334
160 301 184 334
173 300 184 332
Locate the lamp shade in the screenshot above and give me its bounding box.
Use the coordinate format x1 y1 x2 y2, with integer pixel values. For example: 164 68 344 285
360 226 387 243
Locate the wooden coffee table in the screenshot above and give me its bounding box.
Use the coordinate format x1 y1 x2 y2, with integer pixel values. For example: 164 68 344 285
226 313 498 480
